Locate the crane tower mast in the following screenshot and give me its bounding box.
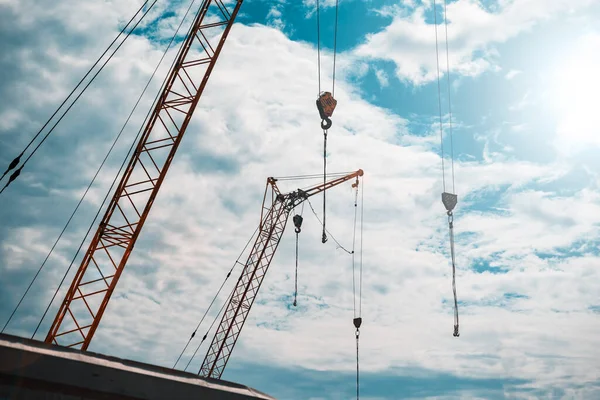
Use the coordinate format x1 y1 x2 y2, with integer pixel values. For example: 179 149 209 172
45 0 245 350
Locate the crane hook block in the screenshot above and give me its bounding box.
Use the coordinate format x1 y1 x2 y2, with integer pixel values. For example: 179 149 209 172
353 317 362 329
293 214 303 233
316 92 337 130
442 192 458 213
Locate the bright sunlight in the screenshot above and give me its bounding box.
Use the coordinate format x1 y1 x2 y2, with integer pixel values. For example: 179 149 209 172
552 34 600 149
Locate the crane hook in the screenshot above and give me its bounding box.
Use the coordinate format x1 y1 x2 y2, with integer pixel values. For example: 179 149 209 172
316 92 337 130
293 214 303 234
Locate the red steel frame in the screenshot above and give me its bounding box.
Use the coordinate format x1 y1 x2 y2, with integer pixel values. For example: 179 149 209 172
200 170 363 378
45 0 245 350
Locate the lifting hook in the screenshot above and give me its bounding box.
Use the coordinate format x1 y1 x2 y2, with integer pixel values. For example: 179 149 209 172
293 214 303 234
316 92 337 130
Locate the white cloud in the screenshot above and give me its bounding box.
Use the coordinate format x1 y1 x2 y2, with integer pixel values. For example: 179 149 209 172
354 0 595 85
1 0 600 397
504 69 521 80
374 68 389 87
267 1 287 31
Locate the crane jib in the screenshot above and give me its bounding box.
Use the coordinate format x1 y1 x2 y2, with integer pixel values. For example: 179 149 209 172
45 0 246 350
199 170 363 379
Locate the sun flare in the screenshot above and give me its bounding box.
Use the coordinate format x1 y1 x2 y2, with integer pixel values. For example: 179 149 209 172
552 35 600 147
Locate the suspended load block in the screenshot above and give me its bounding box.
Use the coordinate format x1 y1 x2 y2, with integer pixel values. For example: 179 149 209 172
316 92 337 130
442 192 457 213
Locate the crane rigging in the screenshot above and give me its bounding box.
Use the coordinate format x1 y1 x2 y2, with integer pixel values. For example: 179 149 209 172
197 169 364 379
44 0 246 350
433 0 460 337
0 0 160 195
315 0 341 246
2 0 367 394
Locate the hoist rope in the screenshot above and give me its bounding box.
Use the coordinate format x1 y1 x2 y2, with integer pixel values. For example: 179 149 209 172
332 0 339 98
0 0 152 186
322 130 328 243
433 0 459 337
351 182 359 317
449 212 459 336
352 178 364 400
28 0 202 339
443 0 456 193
0 0 160 196
314 0 341 244
306 198 352 254
433 0 447 194
316 0 322 95
174 225 259 369
356 329 360 400
292 203 304 307
359 178 364 317
294 230 300 306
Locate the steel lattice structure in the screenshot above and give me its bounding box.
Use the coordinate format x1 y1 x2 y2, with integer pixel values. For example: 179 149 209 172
200 170 363 379
45 0 245 350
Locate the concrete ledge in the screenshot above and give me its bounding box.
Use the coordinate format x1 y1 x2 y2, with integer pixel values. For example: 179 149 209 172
0 333 275 400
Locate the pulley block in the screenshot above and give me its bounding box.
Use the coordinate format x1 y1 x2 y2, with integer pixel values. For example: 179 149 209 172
316 92 337 130
442 192 458 213
293 214 303 233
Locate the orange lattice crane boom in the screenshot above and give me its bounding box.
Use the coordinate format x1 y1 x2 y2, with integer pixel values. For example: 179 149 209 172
45 0 245 350
199 169 363 379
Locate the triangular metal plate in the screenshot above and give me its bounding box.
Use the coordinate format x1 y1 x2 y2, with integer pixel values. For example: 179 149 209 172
442 192 458 212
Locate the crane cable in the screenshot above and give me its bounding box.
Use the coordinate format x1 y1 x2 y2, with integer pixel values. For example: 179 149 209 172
188 284 237 372
433 0 459 337
292 202 305 307
351 176 363 400
306 198 352 254
315 0 340 245
174 225 260 369
0 0 160 196
23 0 204 340
0 0 152 184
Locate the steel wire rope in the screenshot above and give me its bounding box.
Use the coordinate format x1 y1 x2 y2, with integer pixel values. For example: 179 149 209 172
274 172 354 194
351 180 359 318
322 129 328 243
315 0 341 245
356 330 360 400
292 201 305 307
332 0 339 98
0 0 152 185
188 285 236 373
1 0 198 334
352 178 362 400
273 171 351 181
359 178 364 317
433 0 459 337
306 198 352 254
443 0 455 193
316 0 322 95
433 0 446 193
443 0 459 336
0 0 161 196
173 225 260 369
29 0 204 339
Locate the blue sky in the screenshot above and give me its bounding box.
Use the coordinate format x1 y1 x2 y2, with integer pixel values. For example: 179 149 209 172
1 0 600 398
